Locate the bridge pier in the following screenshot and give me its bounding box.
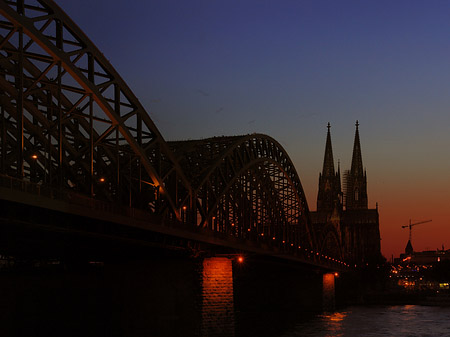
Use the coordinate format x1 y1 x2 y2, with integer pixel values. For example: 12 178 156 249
322 273 336 312
201 257 235 337
199 257 339 336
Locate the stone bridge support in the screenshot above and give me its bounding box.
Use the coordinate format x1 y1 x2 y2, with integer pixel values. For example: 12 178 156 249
323 273 336 312
201 257 235 337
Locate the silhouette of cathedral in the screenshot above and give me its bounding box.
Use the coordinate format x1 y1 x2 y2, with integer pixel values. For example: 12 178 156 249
310 122 381 264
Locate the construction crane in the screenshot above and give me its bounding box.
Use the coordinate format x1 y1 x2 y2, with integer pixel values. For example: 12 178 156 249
402 219 432 243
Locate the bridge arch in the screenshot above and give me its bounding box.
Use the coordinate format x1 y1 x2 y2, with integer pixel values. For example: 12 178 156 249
170 134 315 251
0 0 190 218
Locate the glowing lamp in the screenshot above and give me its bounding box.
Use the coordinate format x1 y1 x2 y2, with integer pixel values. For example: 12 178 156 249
31 154 38 159
237 256 244 263
99 177 105 182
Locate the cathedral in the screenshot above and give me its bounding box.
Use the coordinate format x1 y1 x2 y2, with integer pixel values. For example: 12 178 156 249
310 122 382 265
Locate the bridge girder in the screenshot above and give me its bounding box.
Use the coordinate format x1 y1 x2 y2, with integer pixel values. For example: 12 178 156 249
0 0 191 218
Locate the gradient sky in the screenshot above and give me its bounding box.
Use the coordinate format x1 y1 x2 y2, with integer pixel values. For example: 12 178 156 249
56 0 450 259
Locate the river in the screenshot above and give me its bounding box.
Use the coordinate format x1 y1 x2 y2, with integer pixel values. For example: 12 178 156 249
280 305 450 337
1 259 449 336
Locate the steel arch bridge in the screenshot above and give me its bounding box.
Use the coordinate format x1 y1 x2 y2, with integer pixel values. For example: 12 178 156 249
170 135 314 251
0 0 347 268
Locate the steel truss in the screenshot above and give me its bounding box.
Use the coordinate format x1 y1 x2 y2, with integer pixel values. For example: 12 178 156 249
0 0 190 218
170 134 316 255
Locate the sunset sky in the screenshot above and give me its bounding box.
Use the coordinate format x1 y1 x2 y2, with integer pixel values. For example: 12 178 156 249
57 0 450 259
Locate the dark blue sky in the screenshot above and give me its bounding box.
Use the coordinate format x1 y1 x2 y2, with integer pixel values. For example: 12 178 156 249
57 0 450 257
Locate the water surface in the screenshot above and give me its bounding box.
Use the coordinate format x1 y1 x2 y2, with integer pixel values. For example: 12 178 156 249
282 305 450 337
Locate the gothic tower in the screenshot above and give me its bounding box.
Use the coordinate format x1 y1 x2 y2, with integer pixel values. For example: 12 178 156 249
344 121 368 210
311 121 381 264
317 123 342 213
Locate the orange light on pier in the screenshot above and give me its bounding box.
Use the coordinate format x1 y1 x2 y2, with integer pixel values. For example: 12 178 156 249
201 257 235 335
323 273 336 311
31 154 38 159
99 177 105 182
237 256 244 263
334 272 339 277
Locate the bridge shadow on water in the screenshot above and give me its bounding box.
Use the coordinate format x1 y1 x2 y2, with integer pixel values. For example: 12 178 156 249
0 258 200 337
0 255 328 337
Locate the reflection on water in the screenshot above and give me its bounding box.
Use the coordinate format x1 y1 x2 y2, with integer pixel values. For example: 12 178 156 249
322 311 347 322
282 305 450 337
317 311 347 337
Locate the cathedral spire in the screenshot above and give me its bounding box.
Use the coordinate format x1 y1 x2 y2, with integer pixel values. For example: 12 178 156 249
351 120 363 176
345 120 368 210
322 122 335 177
317 122 342 213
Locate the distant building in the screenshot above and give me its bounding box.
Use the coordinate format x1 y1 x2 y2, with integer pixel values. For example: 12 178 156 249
399 241 450 264
411 249 450 264
310 122 382 264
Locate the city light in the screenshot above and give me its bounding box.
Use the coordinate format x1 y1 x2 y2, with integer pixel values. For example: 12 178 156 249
31 154 38 159
237 256 244 263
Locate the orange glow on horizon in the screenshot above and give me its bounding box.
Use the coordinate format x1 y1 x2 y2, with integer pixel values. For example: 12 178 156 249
304 180 450 260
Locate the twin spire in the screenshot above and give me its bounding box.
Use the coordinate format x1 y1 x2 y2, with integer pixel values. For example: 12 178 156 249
322 122 335 177
317 121 367 212
351 121 364 177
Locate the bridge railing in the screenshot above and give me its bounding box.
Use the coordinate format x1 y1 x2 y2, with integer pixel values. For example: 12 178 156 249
0 174 161 225
0 174 66 200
